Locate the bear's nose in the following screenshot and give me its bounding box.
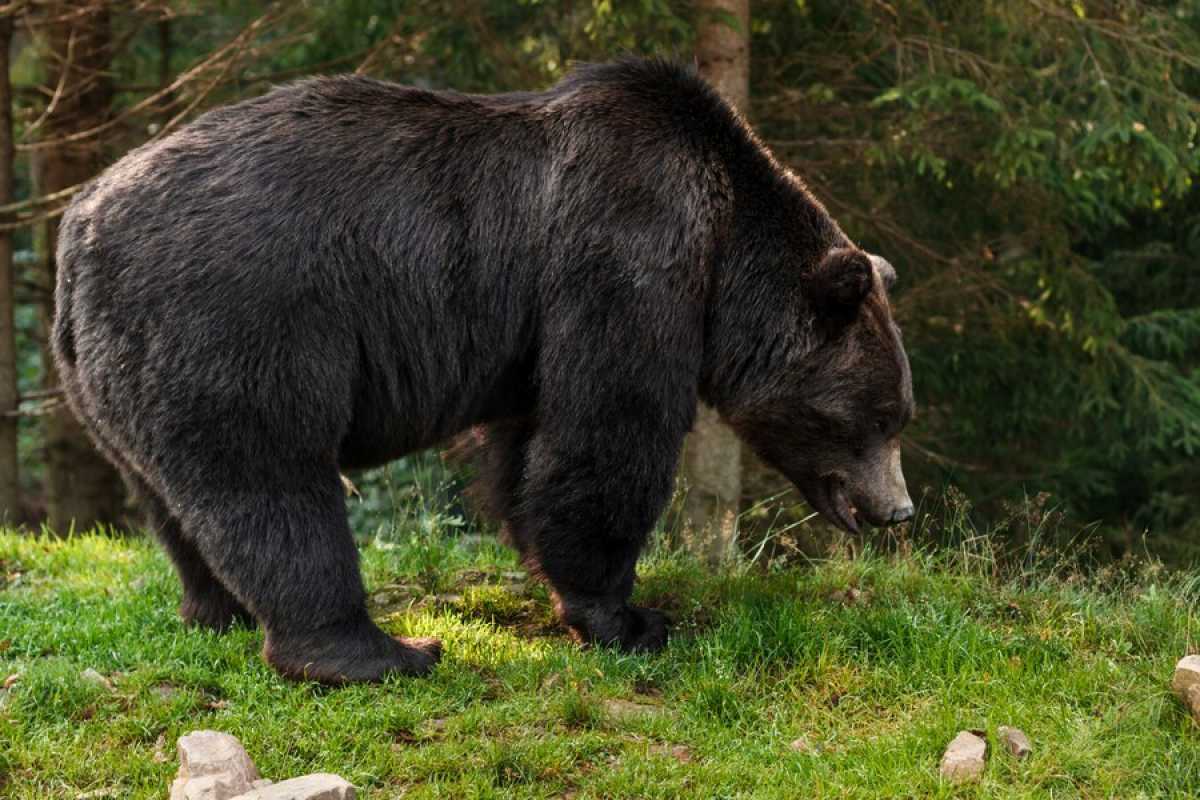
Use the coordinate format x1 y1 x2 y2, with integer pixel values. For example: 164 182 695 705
889 503 914 524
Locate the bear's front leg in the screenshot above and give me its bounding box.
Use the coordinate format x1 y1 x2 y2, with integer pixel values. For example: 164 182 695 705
506 420 687 654
514 275 703 652
553 586 670 653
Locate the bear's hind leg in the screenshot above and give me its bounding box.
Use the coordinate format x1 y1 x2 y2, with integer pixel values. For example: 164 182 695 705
158 509 255 632
175 463 440 683
126 472 253 631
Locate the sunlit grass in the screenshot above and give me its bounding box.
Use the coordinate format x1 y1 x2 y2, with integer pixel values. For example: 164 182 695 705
1 513 1198 798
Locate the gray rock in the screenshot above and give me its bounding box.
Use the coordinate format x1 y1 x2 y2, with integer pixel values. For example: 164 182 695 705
152 683 180 702
170 774 251 800
602 698 665 720
228 774 355 800
1173 655 1200 691
1172 655 1200 724
176 731 260 783
789 737 816 754
997 726 1032 758
939 730 987 783
648 743 692 763
80 668 114 691
169 731 260 800
1184 685 1200 724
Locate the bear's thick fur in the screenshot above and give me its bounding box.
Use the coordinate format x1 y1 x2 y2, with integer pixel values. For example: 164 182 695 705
53 59 913 683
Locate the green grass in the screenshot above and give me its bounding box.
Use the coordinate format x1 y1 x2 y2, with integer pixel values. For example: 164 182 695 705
1 526 1198 798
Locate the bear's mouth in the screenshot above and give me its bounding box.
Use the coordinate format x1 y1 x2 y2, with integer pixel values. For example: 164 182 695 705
827 476 861 534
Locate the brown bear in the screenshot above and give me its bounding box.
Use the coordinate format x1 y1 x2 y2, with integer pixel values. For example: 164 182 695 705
52 58 913 684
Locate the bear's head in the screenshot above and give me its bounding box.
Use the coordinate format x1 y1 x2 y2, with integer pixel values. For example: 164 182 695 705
724 246 915 533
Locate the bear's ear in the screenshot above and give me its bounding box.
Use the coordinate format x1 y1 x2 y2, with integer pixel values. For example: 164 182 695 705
869 254 897 292
806 247 873 311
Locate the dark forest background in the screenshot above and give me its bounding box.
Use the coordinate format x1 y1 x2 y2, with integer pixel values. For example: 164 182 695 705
0 0 1197 564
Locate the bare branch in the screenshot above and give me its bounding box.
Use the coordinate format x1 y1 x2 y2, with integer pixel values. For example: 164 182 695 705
4 396 63 418
0 183 82 215
18 5 295 153
19 22 75 141
0 202 68 232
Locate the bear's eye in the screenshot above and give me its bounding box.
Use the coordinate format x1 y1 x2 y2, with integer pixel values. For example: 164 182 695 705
875 418 890 436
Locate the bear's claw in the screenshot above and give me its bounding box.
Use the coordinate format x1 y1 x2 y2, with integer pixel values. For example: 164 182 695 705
560 598 671 654
621 606 670 653
264 616 442 684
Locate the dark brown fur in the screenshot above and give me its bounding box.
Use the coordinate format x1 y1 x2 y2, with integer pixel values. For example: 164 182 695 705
52 59 912 683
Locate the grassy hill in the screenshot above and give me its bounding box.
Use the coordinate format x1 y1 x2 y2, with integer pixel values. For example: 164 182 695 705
1 521 1198 798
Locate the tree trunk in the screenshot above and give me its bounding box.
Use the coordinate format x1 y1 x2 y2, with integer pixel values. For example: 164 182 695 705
33 1 125 533
0 14 19 524
681 0 750 565
695 0 750 111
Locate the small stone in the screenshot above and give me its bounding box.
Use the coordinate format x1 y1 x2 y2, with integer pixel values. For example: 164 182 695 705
369 592 396 607
228 773 355 800
171 731 260 800
830 587 873 606
1172 655 1200 723
80 668 114 691
997 726 1032 758
153 683 180 701
500 571 526 582
789 737 816 754
3 673 19 690
170 773 248 800
1185 685 1200 723
602 698 664 720
648 743 692 763
1173 655 1200 692
939 730 987 783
